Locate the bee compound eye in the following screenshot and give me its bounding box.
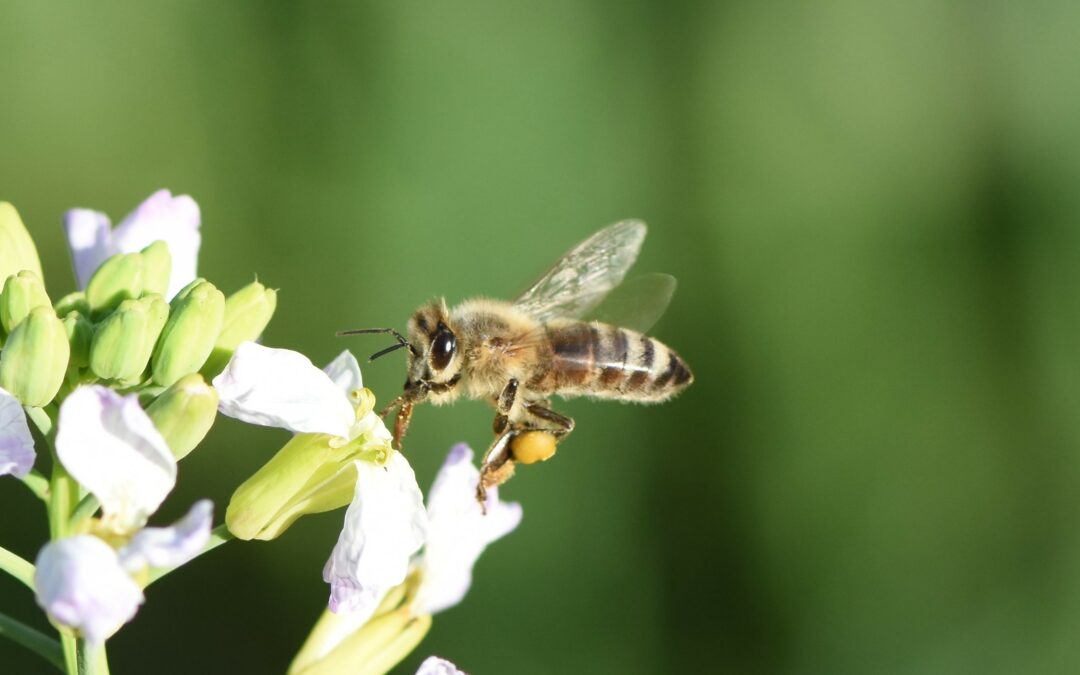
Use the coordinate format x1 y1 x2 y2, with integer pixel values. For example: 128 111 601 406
430 330 456 371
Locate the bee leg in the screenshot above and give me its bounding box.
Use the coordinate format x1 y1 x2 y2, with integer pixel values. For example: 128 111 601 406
477 430 516 511
492 378 519 436
521 402 575 439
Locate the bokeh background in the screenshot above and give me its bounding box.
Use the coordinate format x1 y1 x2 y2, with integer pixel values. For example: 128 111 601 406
2 1 1080 673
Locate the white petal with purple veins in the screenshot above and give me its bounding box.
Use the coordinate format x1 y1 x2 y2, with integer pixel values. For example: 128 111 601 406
412 444 522 615
63 208 114 289
56 386 176 533
111 189 201 299
323 350 364 398
214 342 355 439
323 453 428 613
0 387 35 478
119 499 213 572
416 656 466 675
34 536 144 644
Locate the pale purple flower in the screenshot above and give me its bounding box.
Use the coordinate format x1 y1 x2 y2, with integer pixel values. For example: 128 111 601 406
0 386 34 477
324 453 428 613
64 189 200 298
34 536 144 644
119 500 213 572
56 386 176 533
412 444 522 615
417 656 466 675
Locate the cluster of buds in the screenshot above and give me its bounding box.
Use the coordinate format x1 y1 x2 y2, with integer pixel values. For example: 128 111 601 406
0 192 276 646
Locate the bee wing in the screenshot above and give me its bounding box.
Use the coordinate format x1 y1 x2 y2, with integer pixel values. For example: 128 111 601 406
588 273 677 334
514 220 647 322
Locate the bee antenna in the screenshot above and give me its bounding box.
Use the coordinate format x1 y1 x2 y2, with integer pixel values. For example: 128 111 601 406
368 342 410 362
337 327 417 359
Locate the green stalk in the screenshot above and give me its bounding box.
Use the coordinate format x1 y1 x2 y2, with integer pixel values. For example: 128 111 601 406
0 544 35 590
0 610 64 671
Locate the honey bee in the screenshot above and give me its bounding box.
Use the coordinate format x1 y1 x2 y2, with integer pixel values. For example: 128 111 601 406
342 220 693 501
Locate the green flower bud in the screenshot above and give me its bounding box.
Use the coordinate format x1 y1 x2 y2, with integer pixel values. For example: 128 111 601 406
202 280 277 377
289 603 431 675
85 252 145 318
89 294 168 382
0 202 44 283
139 241 172 298
0 306 70 406
54 291 90 318
145 373 219 460
62 311 94 370
226 432 382 541
1 270 52 333
152 280 224 387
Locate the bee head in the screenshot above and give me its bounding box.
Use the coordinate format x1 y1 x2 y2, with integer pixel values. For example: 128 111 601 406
405 299 461 390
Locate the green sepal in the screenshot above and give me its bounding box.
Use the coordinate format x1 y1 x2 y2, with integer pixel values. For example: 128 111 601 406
0 306 70 406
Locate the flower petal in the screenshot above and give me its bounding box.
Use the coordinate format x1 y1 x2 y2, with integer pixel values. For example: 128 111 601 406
56 386 176 532
412 444 522 615
323 453 428 613
0 386 35 477
416 656 466 675
323 350 363 398
111 189 201 299
119 499 213 572
63 208 114 289
34 536 144 644
214 342 355 438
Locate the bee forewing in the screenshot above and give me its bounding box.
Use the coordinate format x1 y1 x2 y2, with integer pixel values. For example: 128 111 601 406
588 273 676 334
514 219 647 322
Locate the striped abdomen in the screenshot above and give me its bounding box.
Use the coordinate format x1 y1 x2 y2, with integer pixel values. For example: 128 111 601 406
527 321 693 403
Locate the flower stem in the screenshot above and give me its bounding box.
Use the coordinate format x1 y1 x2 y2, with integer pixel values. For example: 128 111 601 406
69 494 100 529
20 468 50 501
145 523 235 586
0 610 64 671
75 638 109 675
0 544 35 590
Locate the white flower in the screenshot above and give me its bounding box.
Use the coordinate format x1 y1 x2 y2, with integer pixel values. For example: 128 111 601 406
64 189 200 299
34 536 144 644
323 454 427 613
119 500 214 573
412 444 521 615
0 386 35 478
416 656 466 675
56 386 176 533
214 342 357 439
215 344 425 614
34 500 213 645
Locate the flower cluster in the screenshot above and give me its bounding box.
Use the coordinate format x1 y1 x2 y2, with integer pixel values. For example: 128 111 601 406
0 191 275 646
0 191 520 675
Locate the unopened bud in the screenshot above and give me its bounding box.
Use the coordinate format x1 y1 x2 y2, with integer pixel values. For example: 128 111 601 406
85 252 145 318
1 271 52 333
202 280 277 377
145 373 219 460
89 294 168 382
226 432 365 541
0 202 44 283
62 311 94 370
0 306 70 406
139 241 173 298
151 280 224 386
54 291 90 318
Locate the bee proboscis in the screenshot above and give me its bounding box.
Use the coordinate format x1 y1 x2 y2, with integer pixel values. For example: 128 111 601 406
342 220 693 502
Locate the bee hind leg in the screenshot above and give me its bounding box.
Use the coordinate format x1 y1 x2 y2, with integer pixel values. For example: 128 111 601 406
477 431 515 511
521 401 575 439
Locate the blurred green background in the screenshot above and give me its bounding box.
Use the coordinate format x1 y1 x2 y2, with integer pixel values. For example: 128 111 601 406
3 1 1080 673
